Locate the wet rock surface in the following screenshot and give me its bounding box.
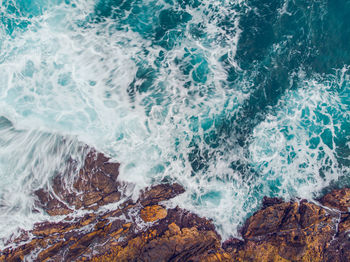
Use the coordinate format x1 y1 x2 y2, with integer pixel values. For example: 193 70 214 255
1 150 350 261
320 188 350 212
34 150 122 215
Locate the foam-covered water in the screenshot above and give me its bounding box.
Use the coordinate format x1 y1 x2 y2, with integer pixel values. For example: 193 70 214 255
0 0 349 246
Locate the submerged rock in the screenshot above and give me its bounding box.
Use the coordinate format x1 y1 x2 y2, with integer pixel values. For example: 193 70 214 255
1 150 350 261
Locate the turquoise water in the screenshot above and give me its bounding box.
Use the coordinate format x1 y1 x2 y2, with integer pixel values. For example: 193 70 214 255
0 0 349 245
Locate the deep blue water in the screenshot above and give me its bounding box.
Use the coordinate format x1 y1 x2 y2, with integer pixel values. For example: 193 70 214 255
0 0 349 244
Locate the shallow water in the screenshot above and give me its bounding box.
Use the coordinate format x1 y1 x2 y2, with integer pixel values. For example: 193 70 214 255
0 0 349 246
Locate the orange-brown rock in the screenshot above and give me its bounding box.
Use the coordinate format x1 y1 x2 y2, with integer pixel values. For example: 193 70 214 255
2 148 350 262
222 190 350 262
87 222 224 262
320 188 350 212
231 200 338 262
1 186 224 262
140 205 168 222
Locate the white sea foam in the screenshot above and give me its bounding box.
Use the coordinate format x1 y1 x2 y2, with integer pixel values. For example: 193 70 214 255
249 72 350 200
0 120 87 246
0 0 349 246
0 0 245 245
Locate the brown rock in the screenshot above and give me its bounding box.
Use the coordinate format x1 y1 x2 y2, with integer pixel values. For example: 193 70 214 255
1 180 188 261
86 222 225 262
34 149 121 216
37 241 65 261
139 183 185 206
140 205 168 222
83 192 102 207
138 223 221 262
102 191 121 204
34 189 72 216
322 212 350 262
32 221 69 237
4 149 350 262
320 188 350 212
232 199 339 262
243 202 295 239
338 213 350 232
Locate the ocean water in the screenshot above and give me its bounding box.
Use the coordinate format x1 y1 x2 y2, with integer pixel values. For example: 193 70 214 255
0 0 349 246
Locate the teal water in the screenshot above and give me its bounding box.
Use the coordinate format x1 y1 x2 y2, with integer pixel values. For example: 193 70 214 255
0 0 349 245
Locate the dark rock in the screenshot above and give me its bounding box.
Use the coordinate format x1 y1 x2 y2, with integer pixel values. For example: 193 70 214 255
222 238 244 252
262 196 284 209
34 149 121 215
139 183 185 207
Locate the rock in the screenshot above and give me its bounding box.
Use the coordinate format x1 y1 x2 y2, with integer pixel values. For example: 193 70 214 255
140 205 168 222
320 189 350 262
234 200 337 261
262 196 284 209
0 148 192 262
1 181 190 261
139 183 185 206
102 191 121 204
37 241 65 261
320 188 350 212
83 191 102 207
34 149 121 215
92 222 223 262
2 149 350 262
34 189 72 216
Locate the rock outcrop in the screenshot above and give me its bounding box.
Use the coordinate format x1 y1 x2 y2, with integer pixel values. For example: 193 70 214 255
34 150 122 216
1 149 350 261
0 150 222 262
221 192 350 262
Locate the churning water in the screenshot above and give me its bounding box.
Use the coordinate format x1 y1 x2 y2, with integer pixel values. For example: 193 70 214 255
0 0 349 246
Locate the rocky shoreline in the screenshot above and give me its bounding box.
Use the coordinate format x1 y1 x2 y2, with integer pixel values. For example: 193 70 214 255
1 150 350 261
